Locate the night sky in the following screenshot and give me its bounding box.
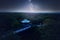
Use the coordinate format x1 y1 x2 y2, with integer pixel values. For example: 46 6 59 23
0 0 60 12
0 0 60 40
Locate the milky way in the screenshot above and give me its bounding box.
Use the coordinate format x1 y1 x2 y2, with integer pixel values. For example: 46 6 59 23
0 0 60 12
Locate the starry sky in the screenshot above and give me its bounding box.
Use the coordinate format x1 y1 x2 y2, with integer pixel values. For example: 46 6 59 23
0 0 60 12
0 0 60 40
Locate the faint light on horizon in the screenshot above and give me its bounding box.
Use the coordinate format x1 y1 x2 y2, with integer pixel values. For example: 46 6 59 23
10 0 59 13
12 3 58 13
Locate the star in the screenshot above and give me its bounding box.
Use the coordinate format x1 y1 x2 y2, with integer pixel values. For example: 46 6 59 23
29 0 32 2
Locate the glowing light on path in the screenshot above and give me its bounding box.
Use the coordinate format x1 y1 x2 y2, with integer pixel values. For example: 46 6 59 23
13 26 31 34
13 19 31 34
